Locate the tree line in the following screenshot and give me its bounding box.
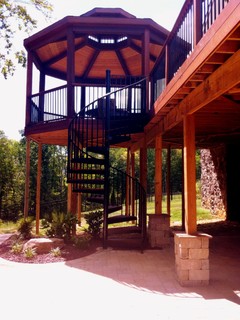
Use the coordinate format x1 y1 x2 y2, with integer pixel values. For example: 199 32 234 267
0 130 200 222
0 130 67 221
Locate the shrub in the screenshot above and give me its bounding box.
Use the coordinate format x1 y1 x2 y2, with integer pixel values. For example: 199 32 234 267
50 247 62 257
10 242 23 254
46 211 78 240
23 247 36 259
17 218 33 239
84 210 103 237
72 233 92 249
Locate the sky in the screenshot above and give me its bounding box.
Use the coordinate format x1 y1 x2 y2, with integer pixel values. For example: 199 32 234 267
0 0 185 141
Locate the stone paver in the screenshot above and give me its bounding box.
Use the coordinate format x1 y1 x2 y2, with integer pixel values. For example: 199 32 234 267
0 234 239 320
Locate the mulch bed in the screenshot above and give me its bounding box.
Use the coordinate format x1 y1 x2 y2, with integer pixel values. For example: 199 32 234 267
0 234 102 264
1 220 240 264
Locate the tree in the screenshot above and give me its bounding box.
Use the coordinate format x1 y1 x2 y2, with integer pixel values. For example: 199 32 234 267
0 0 53 78
0 131 25 220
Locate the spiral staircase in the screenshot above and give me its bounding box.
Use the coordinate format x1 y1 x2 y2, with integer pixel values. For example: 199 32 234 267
67 75 148 249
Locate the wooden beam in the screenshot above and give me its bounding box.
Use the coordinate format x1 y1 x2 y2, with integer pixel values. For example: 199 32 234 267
183 115 197 235
155 135 162 214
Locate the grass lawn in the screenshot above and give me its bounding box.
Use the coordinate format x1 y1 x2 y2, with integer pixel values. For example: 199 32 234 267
147 194 215 225
0 194 218 234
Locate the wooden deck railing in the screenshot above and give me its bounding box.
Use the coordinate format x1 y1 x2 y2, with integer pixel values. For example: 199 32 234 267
28 76 145 125
151 0 230 105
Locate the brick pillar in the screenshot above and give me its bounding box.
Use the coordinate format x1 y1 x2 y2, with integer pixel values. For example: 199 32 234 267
148 214 170 248
174 232 212 286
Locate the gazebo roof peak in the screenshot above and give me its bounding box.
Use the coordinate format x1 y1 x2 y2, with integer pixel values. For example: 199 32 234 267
80 7 136 19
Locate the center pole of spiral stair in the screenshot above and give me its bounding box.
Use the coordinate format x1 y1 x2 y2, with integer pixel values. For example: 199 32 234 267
103 69 111 248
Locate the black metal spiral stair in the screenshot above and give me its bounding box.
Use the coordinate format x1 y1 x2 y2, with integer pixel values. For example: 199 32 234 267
67 75 148 249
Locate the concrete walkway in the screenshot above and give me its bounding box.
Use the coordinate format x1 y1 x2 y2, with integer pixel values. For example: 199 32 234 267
0 234 239 320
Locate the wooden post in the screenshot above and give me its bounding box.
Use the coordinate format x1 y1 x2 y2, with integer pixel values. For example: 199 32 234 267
183 114 197 235
77 193 82 224
130 151 135 216
125 148 131 216
181 147 185 231
67 183 77 214
67 29 75 118
140 141 147 193
166 145 171 216
24 138 31 219
155 134 162 214
36 142 42 235
25 52 33 126
39 71 45 121
142 29 150 111
165 44 170 84
193 0 202 47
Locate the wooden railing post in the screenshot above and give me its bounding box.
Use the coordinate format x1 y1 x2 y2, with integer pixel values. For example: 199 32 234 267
194 0 202 47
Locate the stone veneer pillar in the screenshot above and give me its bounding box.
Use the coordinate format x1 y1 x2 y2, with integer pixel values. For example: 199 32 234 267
148 214 170 248
174 232 212 286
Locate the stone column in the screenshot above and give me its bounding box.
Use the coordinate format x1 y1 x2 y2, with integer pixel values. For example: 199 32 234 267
148 214 170 248
174 232 212 286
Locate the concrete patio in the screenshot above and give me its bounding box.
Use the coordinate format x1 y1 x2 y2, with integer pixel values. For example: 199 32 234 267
0 233 239 320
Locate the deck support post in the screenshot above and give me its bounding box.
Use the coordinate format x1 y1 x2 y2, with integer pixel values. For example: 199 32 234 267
126 148 131 216
36 142 42 235
174 114 211 286
155 134 162 214
183 114 197 235
130 151 135 216
24 138 31 219
67 184 77 235
166 144 171 216
148 134 170 248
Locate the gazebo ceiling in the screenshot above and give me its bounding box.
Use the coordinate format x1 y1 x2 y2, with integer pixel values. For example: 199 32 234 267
24 8 169 81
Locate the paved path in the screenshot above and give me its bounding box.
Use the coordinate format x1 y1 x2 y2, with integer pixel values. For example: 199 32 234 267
0 234 239 320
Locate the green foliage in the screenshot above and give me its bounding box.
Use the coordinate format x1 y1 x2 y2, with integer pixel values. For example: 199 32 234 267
23 247 36 259
46 211 77 240
10 241 23 254
0 131 25 220
50 247 61 257
72 233 92 249
0 0 53 78
17 217 33 239
85 210 103 237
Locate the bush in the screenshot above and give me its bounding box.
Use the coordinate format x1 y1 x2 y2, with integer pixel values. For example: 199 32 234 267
46 211 78 240
10 242 23 254
72 233 92 249
84 210 103 237
50 247 62 257
24 247 36 259
17 218 33 239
